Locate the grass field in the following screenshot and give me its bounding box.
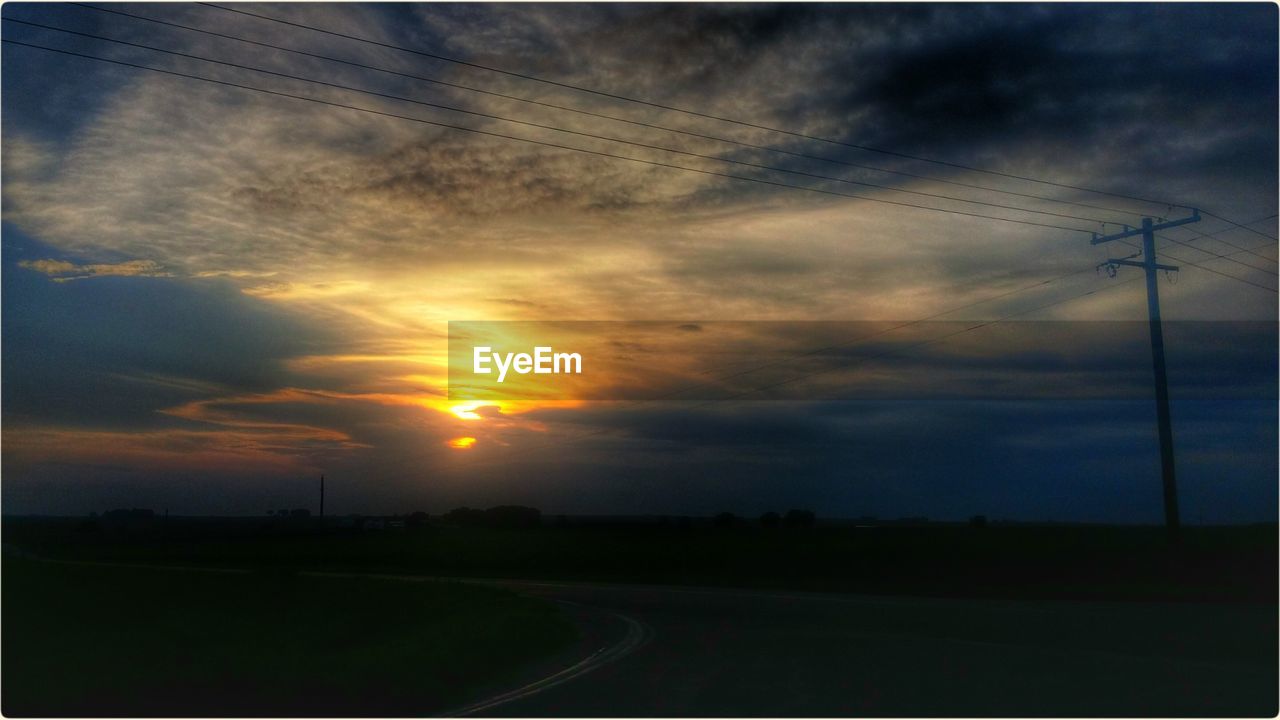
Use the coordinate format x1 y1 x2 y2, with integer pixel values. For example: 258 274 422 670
2 557 576 716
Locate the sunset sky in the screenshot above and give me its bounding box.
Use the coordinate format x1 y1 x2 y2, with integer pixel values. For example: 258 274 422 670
2 3 1276 521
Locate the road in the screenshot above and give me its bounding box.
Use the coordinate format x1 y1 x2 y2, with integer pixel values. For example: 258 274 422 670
452 579 1277 717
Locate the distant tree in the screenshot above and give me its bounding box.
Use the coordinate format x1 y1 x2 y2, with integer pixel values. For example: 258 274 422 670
406 511 429 528
443 507 486 526
759 511 781 529
784 509 816 529
289 508 311 519
969 514 988 529
712 512 739 529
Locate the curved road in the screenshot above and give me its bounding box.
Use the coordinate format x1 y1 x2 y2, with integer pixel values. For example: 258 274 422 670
13 554 1273 716
456 578 1276 717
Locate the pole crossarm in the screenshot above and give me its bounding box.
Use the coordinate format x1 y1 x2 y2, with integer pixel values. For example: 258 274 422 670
1091 210 1200 245
1103 258 1180 272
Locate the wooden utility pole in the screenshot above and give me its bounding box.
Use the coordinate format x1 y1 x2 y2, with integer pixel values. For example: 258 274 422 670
1093 210 1200 539
320 474 325 518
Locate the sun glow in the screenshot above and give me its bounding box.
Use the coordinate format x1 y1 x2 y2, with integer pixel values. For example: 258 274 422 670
450 403 483 420
450 402 495 420
446 436 477 450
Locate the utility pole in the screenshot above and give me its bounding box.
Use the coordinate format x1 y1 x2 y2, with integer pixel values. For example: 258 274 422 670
1092 210 1200 540
320 474 325 518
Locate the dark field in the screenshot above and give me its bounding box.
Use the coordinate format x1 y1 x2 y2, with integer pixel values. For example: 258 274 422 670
3 517 1276 717
2 556 576 717
4 516 1276 603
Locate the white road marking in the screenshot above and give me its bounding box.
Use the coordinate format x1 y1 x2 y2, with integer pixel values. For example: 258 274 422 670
442 601 650 717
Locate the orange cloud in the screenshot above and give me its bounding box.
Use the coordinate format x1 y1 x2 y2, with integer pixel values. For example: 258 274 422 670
18 258 171 282
2 427 324 475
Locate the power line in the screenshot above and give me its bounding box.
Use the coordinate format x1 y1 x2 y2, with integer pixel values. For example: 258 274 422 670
1200 209 1278 242
3 18 1120 227
10 32 1269 291
1172 214 1278 262
0 38 1097 235
197 1 1192 215
1156 249 1277 293
57 17 1280 286
1180 239 1280 286
1115 237 1279 294
50 10 1279 267
8 31 1267 365
67 2 1152 224
1160 233 1277 276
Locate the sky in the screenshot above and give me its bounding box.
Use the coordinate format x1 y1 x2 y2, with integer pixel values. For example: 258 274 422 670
2 2 1277 521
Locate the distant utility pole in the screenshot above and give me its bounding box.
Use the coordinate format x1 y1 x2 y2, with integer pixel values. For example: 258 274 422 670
320 474 325 518
1092 211 1200 540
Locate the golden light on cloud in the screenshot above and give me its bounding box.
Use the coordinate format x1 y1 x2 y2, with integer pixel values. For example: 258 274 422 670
18 258 171 282
443 399 582 422
450 403 489 420
446 436 477 450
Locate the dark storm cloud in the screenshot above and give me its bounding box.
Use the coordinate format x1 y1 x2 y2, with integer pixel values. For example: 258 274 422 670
428 3 1276 207
832 4 1278 184
420 3 822 95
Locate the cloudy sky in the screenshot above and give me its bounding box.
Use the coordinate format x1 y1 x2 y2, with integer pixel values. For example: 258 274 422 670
2 3 1276 521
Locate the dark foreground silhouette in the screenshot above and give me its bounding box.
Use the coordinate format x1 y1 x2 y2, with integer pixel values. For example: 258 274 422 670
3 515 1276 716
6 513 1275 602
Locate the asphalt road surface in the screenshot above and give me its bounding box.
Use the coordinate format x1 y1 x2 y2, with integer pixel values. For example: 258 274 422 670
456 579 1277 717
